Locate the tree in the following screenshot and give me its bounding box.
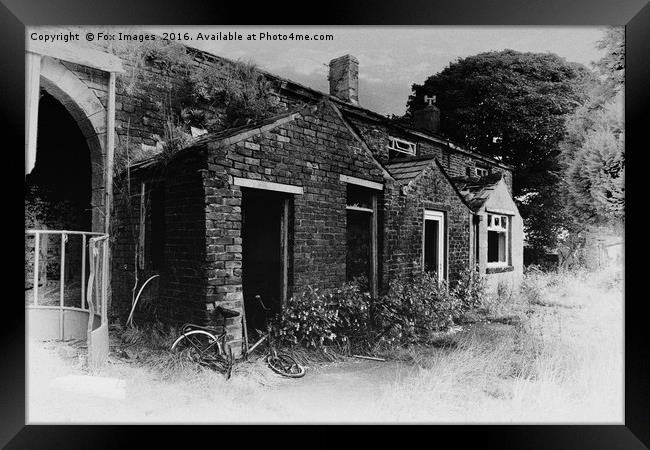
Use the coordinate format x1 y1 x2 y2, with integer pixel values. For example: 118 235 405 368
405 50 591 250
593 27 624 97
559 27 625 229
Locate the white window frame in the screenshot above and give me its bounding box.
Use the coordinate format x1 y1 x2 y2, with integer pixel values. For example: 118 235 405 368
422 210 446 281
486 213 510 267
387 136 417 156
475 167 489 177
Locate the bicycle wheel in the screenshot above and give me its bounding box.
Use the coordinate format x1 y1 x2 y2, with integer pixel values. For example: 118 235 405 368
171 330 219 357
171 330 231 377
266 352 306 378
202 342 234 380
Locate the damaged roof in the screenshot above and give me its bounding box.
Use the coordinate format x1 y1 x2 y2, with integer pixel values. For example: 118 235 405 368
451 173 504 212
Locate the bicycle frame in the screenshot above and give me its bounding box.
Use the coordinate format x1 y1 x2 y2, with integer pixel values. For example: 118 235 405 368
180 328 225 356
242 296 275 359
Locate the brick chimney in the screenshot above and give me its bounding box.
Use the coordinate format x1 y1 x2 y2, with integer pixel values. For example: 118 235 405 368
328 55 359 105
414 94 441 134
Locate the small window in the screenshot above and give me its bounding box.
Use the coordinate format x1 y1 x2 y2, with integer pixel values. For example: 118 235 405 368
387 136 416 159
487 213 509 266
475 167 488 177
346 184 373 211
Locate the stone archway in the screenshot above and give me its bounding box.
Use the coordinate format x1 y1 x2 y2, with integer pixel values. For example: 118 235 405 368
38 56 112 233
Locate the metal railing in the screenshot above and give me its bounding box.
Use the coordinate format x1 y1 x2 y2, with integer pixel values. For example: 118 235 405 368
25 229 109 340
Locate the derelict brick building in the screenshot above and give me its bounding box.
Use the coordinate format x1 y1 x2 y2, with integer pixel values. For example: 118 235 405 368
110 52 524 350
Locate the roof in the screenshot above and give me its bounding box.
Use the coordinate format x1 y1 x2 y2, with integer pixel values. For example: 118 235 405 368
384 156 437 185
178 44 512 172
127 101 390 180
450 173 504 212
128 108 309 172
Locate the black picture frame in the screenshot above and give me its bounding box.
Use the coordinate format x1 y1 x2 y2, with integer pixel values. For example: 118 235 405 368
4 0 647 447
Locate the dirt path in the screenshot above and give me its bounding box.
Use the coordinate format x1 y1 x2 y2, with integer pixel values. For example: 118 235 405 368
256 358 416 422
27 339 417 423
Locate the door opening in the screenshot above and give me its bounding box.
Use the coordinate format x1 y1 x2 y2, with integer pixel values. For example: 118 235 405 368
241 188 289 340
423 210 445 280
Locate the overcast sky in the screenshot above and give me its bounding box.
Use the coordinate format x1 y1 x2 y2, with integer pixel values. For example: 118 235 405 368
147 26 610 116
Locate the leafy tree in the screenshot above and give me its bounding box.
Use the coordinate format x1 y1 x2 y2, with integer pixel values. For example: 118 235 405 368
559 27 625 229
405 50 591 250
593 27 625 97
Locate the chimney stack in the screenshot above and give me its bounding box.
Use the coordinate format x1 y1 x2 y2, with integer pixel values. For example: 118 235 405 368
328 55 359 105
414 94 441 134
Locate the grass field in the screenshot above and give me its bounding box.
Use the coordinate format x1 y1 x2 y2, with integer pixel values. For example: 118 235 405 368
27 266 623 424
376 266 623 422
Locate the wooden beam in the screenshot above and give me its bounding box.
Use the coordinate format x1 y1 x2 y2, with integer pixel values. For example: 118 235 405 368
233 177 304 195
26 41 124 73
280 198 289 305
339 174 383 191
370 194 378 299
138 182 146 270
346 205 374 213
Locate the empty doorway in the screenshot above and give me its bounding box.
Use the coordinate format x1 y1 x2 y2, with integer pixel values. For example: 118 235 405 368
241 188 290 337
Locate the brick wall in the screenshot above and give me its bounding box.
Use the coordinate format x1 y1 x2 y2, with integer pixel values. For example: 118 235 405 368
111 151 208 325
383 161 471 287
343 114 513 193
200 102 386 346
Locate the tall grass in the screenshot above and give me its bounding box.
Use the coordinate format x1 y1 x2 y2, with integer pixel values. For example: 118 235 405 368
374 266 623 423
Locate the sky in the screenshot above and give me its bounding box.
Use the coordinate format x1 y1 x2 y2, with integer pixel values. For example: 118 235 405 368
147 26 610 116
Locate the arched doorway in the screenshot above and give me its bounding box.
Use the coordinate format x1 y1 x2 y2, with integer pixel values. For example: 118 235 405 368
25 90 92 232
25 46 122 370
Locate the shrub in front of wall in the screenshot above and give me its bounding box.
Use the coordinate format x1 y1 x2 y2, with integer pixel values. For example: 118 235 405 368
373 272 461 346
276 281 371 351
451 266 488 310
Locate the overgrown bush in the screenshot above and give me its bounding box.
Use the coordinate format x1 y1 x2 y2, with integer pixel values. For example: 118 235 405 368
450 266 488 310
277 281 370 351
185 60 282 130
373 272 461 346
278 269 491 352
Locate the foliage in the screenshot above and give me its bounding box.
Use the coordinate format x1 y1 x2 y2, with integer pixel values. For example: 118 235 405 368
450 266 488 310
559 27 625 229
107 36 194 98
276 281 371 351
519 265 547 306
278 269 491 352
593 27 625 97
563 109 624 223
183 60 282 130
24 184 86 231
404 50 591 251
373 272 461 346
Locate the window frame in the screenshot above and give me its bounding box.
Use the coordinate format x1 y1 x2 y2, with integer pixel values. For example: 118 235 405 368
475 167 489 177
486 212 510 268
422 209 447 282
387 136 417 157
341 176 381 298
